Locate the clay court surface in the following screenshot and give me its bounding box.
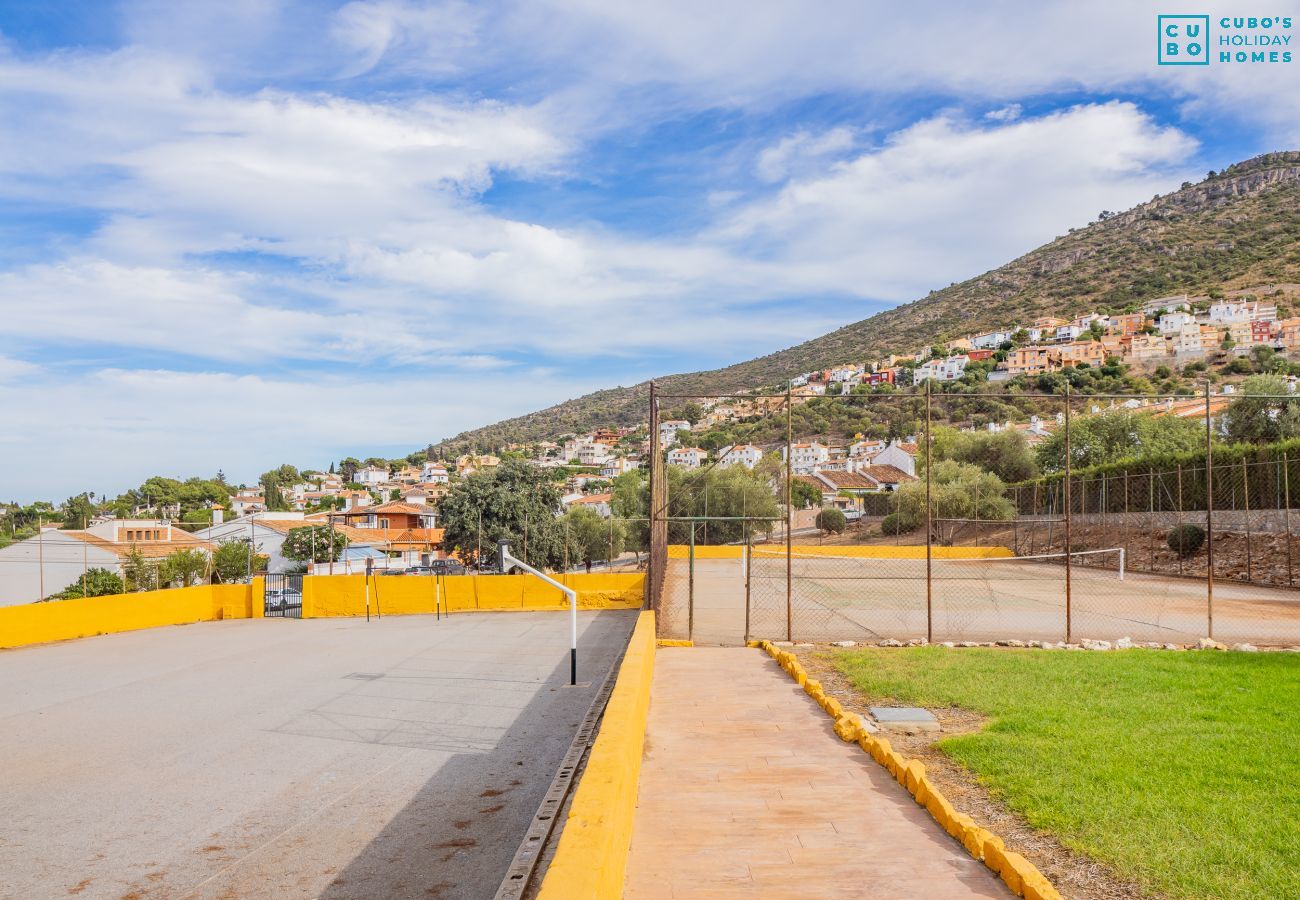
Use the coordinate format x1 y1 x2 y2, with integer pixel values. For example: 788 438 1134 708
625 648 1008 898
662 556 1300 646
0 610 636 900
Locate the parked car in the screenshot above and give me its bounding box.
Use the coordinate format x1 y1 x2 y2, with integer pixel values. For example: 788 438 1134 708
407 560 467 576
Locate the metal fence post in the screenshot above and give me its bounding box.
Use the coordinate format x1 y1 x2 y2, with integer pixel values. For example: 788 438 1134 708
688 522 695 643
1205 383 1215 640
785 387 793 642
1243 459 1253 583
925 382 934 643
1064 385 1073 644
1285 452 1293 586
744 522 752 644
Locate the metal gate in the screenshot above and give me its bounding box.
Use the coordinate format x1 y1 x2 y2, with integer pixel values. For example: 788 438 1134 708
264 574 303 618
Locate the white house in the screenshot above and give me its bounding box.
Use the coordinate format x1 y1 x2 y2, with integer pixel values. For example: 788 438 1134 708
419 462 450 483
915 355 969 382
600 456 640 478
566 492 613 518
658 420 691 448
1158 312 1196 334
871 439 917 477
197 511 316 575
355 465 389 486
716 444 763 469
829 365 861 384
970 330 1013 350
576 443 613 466
1054 324 1084 342
0 520 217 606
667 447 707 469
785 442 830 475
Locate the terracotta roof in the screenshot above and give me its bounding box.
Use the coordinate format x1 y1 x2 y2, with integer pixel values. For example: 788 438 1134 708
572 493 613 504
860 465 916 484
815 471 878 490
337 501 436 518
62 529 217 559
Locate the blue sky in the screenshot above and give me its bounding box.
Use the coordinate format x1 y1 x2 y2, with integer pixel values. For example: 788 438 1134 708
1 0 1298 501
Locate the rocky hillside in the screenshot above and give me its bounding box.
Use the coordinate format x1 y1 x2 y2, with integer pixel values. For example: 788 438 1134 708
429 152 1300 456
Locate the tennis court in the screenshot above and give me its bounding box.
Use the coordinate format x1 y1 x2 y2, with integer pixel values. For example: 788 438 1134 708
0 610 636 899
661 547 1300 646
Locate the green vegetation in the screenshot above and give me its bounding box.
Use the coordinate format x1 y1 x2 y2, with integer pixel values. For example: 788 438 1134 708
1034 408 1203 472
1167 524 1206 557
212 540 262 582
160 548 208 588
281 525 348 564
815 507 846 535
439 459 569 569
48 568 124 601
562 506 626 571
610 464 782 548
832 646 1300 899
889 460 1014 533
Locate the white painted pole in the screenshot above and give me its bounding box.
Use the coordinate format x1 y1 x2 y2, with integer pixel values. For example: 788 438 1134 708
499 541 578 685
1119 548 1125 581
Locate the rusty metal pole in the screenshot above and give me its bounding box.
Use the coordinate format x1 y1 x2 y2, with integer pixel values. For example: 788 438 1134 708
1205 383 1215 640
925 382 934 644
785 387 793 642
1064 384 1073 644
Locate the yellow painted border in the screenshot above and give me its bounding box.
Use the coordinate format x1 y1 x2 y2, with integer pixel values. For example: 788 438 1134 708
536 610 656 900
759 641 1062 900
667 544 1013 560
656 639 693 648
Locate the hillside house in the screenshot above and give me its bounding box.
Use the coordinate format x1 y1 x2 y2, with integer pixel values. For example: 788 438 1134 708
658 420 691 448
1057 341 1106 368
717 444 763 469
915 355 968 382
1005 346 1058 377
667 447 707 469
1129 333 1169 361
970 329 1013 350
785 442 830 475
355 465 389 486
870 439 917 477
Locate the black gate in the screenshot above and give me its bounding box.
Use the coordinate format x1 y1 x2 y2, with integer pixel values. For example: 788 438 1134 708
264 574 303 618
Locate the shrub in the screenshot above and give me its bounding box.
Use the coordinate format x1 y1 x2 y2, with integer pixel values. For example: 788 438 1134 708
815 507 847 535
1167 524 1206 557
880 512 913 536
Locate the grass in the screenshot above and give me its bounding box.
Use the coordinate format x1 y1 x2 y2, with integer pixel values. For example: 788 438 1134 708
832 647 1299 899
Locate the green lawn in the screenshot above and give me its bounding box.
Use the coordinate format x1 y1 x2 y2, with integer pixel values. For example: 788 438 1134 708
832 647 1299 899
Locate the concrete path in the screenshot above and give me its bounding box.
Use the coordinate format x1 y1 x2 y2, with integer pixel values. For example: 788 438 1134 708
624 648 1008 899
0 610 635 900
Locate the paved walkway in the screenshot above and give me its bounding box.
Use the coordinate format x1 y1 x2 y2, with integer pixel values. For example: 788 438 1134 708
624 648 1008 899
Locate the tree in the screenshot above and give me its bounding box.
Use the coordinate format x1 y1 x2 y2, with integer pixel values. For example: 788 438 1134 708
791 479 822 510
281 525 348 564
932 427 1038 483
51 567 124 601
212 540 257 582
440 459 568 569
122 547 159 592
60 493 97 529
890 461 1015 533
1223 375 1300 443
563 507 625 572
259 464 299 512
815 507 847 535
161 548 208 587
339 457 361 481
1035 409 1203 472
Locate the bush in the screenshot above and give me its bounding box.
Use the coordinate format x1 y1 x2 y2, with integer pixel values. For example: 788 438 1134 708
1167 524 1206 557
880 512 913 536
815 507 847 535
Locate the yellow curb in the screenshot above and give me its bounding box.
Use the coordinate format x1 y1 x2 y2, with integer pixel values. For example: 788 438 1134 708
656 639 693 648
763 644 1059 899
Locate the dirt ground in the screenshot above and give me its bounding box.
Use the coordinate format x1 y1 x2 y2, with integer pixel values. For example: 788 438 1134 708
799 650 1153 900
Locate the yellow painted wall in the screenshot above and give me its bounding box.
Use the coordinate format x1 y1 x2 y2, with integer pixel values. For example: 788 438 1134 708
537 610 656 900
0 583 255 650
301 572 645 618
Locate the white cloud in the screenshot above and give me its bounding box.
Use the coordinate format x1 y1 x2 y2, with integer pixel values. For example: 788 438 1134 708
715 102 1198 301
0 366 598 501
0 355 38 382
984 104 1023 123
755 127 858 184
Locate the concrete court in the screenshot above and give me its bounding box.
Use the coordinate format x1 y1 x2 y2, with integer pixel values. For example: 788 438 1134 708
662 557 1300 646
0 609 636 900
624 648 1008 898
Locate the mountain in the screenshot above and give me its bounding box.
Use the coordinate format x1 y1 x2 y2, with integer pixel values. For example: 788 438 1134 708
428 151 1300 456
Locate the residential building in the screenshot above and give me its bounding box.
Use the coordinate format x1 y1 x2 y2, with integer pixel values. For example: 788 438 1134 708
1171 323 1205 356
0 520 216 605
785 442 830 475
198 511 315 574
658 420 691 448
1005 346 1058 377
667 447 707 469
355 465 389 486
1158 312 1195 334
336 500 437 532
600 456 640 478
970 329 1013 350
915 355 968 382
419 462 450 483
1057 341 1106 368
716 444 763 469
1106 313 1146 335
1054 324 1084 342
871 439 917 477
566 492 613 518
1129 333 1170 361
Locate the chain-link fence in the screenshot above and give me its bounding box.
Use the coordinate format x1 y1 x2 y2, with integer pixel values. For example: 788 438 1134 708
647 384 1300 647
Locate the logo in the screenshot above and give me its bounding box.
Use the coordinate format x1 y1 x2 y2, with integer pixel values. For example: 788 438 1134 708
1158 15 1294 65
1159 15 1210 64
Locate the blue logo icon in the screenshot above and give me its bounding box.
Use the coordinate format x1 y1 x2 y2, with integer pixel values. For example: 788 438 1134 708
1159 15 1211 64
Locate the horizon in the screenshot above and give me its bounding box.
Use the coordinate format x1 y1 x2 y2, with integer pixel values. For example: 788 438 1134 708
3 2 1300 502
